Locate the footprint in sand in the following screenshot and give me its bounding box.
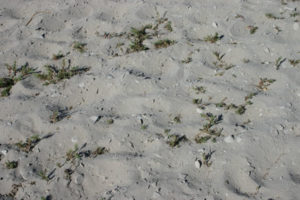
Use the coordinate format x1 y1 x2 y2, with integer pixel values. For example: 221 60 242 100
224 168 259 198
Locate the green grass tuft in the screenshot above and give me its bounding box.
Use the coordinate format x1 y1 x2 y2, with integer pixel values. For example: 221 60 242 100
195 135 211 144
36 60 90 85
72 42 87 53
164 21 173 32
204 32 223 43
154 39 176 49
5 161 18 169
15 135 41 153
128 24 152 53
167 134 187 148
248 26 258 34
1 62 36 97
52 51 65 60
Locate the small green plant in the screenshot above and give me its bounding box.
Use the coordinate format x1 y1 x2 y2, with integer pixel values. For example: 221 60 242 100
290 11 300 17
193 86 206 94
41 195 52 200
215 71 225 76
215 97 251 115
213 51 225 62
200 127 223 137
215 98 227 108
66 144 80 162
106 119 114 124
5 161 18 169
141 124 148 130
90 147 108 158
102 32 126 39
202 151 213 167
212 51 235 72
130 24 152 39
6 62 35 80
200 113 223 136
0 78 14 88
38 169 50 181
1 62 36 97
52 51 65 60
203 32 223 43
275 56 286 70
164 129 171 134
128 24 152 52
265 13 283 20
72 42 87 53
15 135 41 153
167 134 187 147
193 98 202 105
236 105 246 115
154 39 176 49
173 115 181 123
201 112 222 130
195 151 214 167
248 25 258 34
195 135 211 144
224 103 238 110
129 40 149 52
49 108 69 123
257 78 276 91
36 60 90 85
215 101 226 108
194 100 209 110
289 59 300 67
164 21 173 32
105 17 175 54
65 144 108 163
0 85 12 97
245 92 258 101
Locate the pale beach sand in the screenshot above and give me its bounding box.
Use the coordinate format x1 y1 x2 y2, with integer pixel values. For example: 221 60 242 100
0 0 300 199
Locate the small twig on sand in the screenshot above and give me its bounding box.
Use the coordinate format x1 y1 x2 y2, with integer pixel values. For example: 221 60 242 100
26 11 51 26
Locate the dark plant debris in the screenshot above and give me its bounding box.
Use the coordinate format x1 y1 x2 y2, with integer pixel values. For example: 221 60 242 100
154 39 176 49
203 32 223 43
167 134 187 148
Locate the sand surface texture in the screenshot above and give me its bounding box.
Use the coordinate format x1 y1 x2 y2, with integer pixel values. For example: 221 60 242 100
0 0 300 199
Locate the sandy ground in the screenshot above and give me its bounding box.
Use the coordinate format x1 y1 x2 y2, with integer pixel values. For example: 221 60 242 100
0 0 300 199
